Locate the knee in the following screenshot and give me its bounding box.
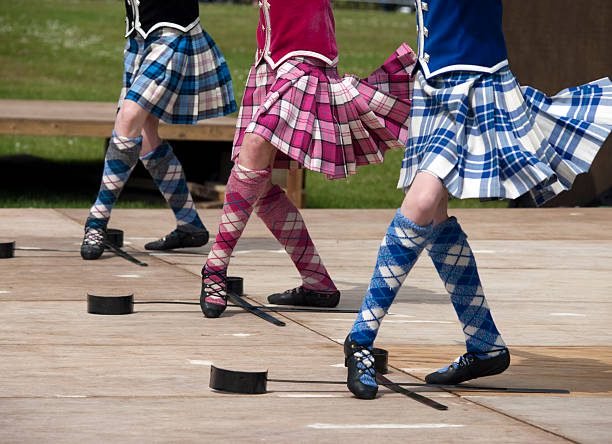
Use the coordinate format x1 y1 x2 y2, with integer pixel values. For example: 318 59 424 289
401 189 441 226
414 190 440 220
237 134 275 170
115 101 147 136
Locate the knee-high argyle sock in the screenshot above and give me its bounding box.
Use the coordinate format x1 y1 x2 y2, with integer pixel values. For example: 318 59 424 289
426 217 506 357
202 163 272 306
85 133 142 230
140 143 205 232
254 185 337 293
349 210 432 346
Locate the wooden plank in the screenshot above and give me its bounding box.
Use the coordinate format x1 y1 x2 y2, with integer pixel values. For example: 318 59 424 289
0 99 306 207
1 208 612 442
0 99 237 141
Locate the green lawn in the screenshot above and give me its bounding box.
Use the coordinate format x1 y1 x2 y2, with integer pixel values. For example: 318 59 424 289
0 0 506 208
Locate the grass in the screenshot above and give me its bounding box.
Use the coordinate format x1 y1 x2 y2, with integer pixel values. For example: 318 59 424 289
0 1 408 104
0 0 507 208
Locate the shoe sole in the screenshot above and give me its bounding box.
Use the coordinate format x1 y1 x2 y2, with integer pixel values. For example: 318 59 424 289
347 383 378 400
144 239 209 251
267 293 341 308
426 353 511 385
199 294 227 318
80 248 104 260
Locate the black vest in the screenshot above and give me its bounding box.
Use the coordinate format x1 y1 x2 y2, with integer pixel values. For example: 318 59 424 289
125 0 200 38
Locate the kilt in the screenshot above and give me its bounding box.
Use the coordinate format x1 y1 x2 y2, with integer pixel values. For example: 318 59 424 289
119 23 236 124
233 44 416 180
398 68 612 205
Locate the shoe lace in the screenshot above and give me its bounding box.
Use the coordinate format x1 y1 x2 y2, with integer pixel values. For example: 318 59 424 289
84 228 105 246
202 269 227 302
156 229 182 243
351 345 376 379
452 353 476 369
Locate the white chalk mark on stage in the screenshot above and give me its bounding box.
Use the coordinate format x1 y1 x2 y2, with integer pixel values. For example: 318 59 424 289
224 333 252 337
326 318 453 324
473 250 496 254
234 249 286 255
0 290 10 294
114 274 141 278
549 312 586 317
387 313 416 318
55 395 88 398
330 363 345 368
188 359 213 366
308 423 464 430
278 394 342 398
16 246 42 250
400 368 436 373
385 320 454 324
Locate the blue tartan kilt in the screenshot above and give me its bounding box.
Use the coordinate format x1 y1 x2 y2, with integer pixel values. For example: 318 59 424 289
119 23 236 125
397 68 612 205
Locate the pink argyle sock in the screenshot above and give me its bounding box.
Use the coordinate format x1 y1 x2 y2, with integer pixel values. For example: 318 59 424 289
255 185 337 293
202 164 272 307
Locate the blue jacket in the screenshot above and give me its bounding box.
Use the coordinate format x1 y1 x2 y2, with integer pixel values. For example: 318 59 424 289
416 0 508 78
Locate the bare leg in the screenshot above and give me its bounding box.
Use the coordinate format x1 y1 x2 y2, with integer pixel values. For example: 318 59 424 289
140 113 163 155
400 171 449 226
346 171 446 398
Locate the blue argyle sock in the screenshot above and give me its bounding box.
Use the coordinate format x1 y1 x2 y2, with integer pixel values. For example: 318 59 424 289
86 133 142 230
427 217 506 358
349 209 432 346
140 143 205 233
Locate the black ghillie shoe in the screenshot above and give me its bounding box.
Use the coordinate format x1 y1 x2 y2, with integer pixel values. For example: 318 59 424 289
425 348 511 385
267 286 340 308
80 227 106 260
200 269 227 318
344 336 378 400
144 228 209 251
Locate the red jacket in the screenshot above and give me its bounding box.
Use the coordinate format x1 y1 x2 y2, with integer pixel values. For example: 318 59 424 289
256 0 339 68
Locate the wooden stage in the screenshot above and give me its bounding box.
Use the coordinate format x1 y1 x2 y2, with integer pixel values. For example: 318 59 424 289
1 208 611 443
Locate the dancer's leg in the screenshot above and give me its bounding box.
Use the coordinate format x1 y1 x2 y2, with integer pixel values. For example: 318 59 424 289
139 116 209 249
345 173 444 398
424 216 509 384
81 100 148 259
200 134 275 318
255 185 340 307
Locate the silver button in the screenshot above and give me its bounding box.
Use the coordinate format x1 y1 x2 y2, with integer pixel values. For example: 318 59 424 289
422 2 429 11
423 53 430 63
266 50 271 56
423 27 429 38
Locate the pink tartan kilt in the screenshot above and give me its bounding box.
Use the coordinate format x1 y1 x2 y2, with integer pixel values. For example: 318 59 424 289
233 43 417 179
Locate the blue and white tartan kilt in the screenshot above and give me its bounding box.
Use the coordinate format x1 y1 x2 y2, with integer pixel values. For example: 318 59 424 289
118 23 237 125
397 68 612 205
